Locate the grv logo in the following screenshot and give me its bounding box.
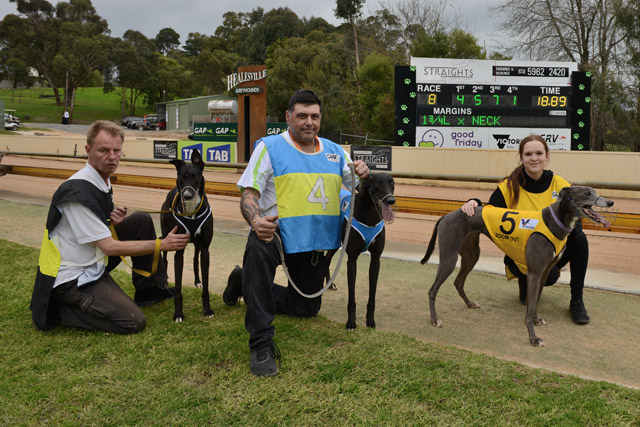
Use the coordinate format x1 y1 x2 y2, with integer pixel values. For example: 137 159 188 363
493 134 520 149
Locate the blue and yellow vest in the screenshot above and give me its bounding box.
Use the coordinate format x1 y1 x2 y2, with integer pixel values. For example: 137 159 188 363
482 206 567 274
264 134 346 254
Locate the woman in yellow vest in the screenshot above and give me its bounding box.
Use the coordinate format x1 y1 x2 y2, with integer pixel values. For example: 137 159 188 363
462 134 591 324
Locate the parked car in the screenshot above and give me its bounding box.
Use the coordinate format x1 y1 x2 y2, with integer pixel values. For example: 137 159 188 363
127 117 144 129
121 116 139 127
155 119 166 131
4 112 20 131
135 114 158 130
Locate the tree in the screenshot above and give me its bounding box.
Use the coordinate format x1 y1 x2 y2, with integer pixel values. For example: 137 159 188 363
334 0 365 66
155 27 180 55
356 53 395 140
183 32 209 56
243 7 303 64
193 48 224 94
107 30 157 117
376 0 454 63
265 31 348 136
53 0 111 121
0 0 63 104
3 57 32 100
411 28 485 59
495 0 628 150
613 0 640 151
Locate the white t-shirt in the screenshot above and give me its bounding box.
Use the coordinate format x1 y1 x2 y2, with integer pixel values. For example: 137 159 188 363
50 164 113 287
237 130 357 218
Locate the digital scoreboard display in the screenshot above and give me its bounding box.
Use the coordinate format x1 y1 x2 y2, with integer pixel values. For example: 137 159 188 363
395 58 592 151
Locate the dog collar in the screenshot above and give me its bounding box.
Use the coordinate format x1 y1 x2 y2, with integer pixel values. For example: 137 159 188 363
550 205 573 233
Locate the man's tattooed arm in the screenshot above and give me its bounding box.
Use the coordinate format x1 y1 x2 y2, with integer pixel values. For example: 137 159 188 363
240 188 261 226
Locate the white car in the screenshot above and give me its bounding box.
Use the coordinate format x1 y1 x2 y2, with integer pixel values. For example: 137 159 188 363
4 113 20 131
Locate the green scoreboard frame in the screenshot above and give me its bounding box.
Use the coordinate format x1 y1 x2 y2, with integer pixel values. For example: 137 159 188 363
395 58 592 151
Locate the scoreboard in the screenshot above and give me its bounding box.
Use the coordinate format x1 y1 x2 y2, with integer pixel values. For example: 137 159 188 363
395 58 592 150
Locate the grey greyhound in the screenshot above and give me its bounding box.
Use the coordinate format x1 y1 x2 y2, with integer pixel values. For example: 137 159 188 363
420 186 613 347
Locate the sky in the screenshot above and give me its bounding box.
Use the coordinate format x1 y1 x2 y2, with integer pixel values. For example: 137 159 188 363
0 0 501 53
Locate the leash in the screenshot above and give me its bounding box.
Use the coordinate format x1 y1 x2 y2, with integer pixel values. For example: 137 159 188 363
109 223 161 278
273 163 357 299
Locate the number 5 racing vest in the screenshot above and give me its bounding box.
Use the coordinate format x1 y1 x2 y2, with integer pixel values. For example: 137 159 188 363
481 206 567 275
264 134 346 254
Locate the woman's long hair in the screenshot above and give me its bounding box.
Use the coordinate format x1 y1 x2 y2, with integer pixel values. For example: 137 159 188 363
500 135 549 207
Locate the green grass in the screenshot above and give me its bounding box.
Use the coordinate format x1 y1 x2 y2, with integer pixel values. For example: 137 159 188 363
0 87 154 124
2 238 639 425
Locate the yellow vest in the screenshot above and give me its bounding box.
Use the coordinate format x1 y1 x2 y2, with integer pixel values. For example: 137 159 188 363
498 175 570 210
482 206 567 274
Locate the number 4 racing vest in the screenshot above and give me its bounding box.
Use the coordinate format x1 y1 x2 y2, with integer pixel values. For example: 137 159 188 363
264 134 346 254
482 206 567 274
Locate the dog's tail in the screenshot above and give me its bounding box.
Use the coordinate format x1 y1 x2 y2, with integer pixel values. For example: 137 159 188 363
420 217 443 265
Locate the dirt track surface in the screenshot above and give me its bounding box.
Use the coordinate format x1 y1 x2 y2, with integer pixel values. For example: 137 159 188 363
1 156 640 389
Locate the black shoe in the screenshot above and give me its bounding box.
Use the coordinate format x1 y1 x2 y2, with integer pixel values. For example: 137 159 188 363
570 299 590 324
518 278 527 305
250 341 280 377
134 284 174 307
223 265 243 306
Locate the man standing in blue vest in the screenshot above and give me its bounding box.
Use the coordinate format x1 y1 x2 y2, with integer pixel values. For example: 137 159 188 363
223 89 370 377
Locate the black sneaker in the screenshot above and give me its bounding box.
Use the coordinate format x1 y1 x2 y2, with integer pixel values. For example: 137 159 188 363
134 284 174 307
223 265 243 306
250 341 280 377
570 299 590 324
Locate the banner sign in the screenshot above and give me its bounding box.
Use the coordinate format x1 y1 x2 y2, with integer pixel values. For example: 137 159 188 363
193 123 238 142
351 145 392 171
178 141 236 163
153 140 177 160
266 122 287 136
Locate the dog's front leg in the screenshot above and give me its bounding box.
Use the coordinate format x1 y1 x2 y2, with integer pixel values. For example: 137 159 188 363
346 256 358 329
366 255 380 328
200 246 213 318
193 246 202 288
173 249 185 322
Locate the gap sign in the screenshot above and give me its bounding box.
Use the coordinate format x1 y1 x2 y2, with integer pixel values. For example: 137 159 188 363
193 123 238 142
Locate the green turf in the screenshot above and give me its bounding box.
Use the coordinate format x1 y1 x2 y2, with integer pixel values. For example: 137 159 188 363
1 238 639 425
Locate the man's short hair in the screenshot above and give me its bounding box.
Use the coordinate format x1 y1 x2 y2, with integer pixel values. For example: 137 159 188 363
87 120 124 146
288 89 321 112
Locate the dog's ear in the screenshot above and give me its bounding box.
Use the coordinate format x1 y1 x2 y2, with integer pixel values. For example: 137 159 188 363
558 187 571 199
191 149 205 170
169 159 184 170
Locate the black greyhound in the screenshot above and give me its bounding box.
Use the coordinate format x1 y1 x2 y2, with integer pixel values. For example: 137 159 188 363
160 149 214 322
420 186 613 346
326 173 396 329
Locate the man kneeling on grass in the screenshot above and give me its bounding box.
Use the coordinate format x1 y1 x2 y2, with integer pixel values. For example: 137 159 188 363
30 120 189 334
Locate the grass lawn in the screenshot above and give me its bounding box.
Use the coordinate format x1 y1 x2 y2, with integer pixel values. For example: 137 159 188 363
0 87 155 124
1 238 640 425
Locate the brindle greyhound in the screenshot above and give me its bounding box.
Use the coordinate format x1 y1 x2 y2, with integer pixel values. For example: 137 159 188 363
160 149 214 322
420 186 613 346
326 173 396 329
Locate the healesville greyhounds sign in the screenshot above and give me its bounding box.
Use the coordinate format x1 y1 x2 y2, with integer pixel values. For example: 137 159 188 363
227 69 267 91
